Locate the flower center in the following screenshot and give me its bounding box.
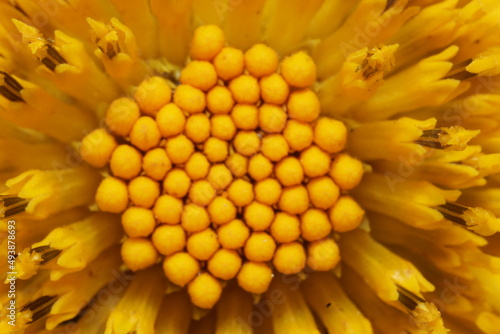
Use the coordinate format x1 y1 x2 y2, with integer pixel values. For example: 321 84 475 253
80 25 365 309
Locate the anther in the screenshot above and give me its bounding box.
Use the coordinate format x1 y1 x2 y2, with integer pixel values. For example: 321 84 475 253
0 71 24 102
39 44 67 71
397 285 425 312
29 246 62 265
0 195 30 218
436 202 500 236
415 127 479 151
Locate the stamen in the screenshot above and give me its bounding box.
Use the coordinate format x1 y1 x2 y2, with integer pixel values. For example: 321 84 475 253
40 44 67 71
397 286 448 333
0 71 24 102
20 295 58 324
445 59 476 80
0 195 29 218
29 246 62 265
437 202 500 236
415 126 479 151
27 302 55 324
397 285 425 312
21 295 57 312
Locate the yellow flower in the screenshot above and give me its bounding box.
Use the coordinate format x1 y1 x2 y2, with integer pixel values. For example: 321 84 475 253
1 0 500 333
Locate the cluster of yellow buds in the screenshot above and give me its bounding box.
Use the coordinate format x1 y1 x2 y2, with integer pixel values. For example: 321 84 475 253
80 25 365 309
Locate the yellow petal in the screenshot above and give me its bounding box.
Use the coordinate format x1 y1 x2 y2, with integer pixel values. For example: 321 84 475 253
4 167 100 219
265 276 321 334
14 212 119 280
42 248 123 329
223 0 266 51
263 0 324 55
215 283 253 334
339 229 435 303
300 272 373 333
105 266 166 334
0 73 98 143
352 173 460 229
151 0 194 65
155 291 192 334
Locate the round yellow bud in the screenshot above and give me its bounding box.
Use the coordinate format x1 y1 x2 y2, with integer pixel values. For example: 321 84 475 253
307 238 340 271
233 131 260 156
121 207 156 237
143 148 172 181
244 232 276 262
229 75 260 104
231 104 259 130
188 273 222 309
261 134 289 162
260 73 289 105
110 144 142 180
189 180 216 206
211 115 236 140
259 104 287 133
121 238 158 272
329 196 365 233
300 145 331 178
244 43 278 78
208 249 242 280
181 204 210 232
187 228 220 261
156 103 186 138
207 86 235 114
105 97 140 136
130 116 161 151
283 120 313 152
248 154 273 181
279 186 310 215
244 201 275 231
314 117 347 154
185 152 210 180
330 154 364 190
208 196 237 225
163 252 200 287
163 169 191 198
80 129 117 168
275 157 304 186
166 134 194 164
254 178 282 205
185 113 211 143
287 89 320 123
213 47 244 81
207 164 233 190
203 137 229 163
174 84 206 114
218 219 250 249
227 179 254 207
153 194 183 224
237 262 273 294
95 177 128 213
273 242 306 275
225 153 248 178
152 224 186 255
307 176 340 210
300 209 332 242
128 176 160 208
280 51 316 88
134 76 172 116
270 212 301 243
180 60 218 91
190 24 225 61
